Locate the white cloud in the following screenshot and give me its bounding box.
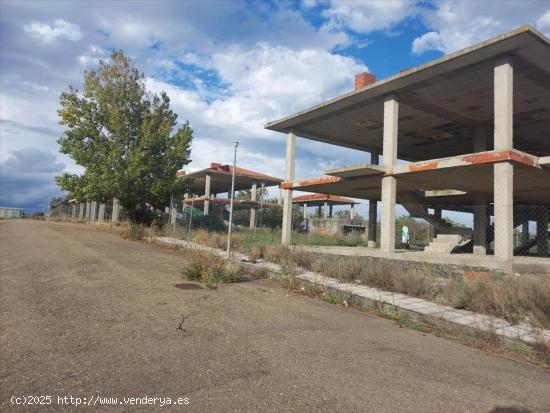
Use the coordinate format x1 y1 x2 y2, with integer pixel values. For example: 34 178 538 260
23 19 82 42
412 1 550 55
322 0 416 33
537 9 550 36
412 31 444 55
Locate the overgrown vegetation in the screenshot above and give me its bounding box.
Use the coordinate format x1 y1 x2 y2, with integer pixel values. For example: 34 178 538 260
181 249 241 284
187 229 550 330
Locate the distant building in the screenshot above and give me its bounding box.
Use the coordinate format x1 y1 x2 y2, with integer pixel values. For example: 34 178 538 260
0 207 23 219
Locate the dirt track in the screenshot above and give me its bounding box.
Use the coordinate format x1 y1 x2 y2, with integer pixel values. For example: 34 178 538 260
1 220 549 412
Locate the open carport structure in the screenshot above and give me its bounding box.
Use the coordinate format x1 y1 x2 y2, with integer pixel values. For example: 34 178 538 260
266 25 550 270
177 162 282 228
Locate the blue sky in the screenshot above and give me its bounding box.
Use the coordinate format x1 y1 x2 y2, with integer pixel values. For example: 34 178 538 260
1 0 549 213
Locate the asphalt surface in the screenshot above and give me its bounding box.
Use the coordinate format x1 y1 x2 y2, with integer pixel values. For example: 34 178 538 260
1 220 549 412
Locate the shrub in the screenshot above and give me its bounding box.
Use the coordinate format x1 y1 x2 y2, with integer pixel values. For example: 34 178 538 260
127 224 145 240
181 249 242 284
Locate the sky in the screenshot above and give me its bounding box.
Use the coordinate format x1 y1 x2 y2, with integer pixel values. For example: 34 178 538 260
1 0 549 214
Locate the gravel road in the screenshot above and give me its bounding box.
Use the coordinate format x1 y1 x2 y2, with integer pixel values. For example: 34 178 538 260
1 220 548 412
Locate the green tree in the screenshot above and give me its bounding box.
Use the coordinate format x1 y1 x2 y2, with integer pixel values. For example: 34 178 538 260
236 187 268 201
56 50 192 222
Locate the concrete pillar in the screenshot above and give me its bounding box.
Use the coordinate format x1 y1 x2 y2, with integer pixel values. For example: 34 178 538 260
329 205 333 218
79 202 85 220
473 195 487 255
368 200 377 248
86 201 91 221
170 205 177 225
494 163 513 260
278 189 283 205
112 198 120 223
98 203 105 224
368 151 379 248
249 183 257 228
380 95 398 253
203 174 211 215
303 203 308 219
317 205 322 218
71 204 77 219
281 132 296 246
323 201 329 218
536 208 549 257
350 204 355 220
493 55 514 262
494 56 513 151
90 201 97 222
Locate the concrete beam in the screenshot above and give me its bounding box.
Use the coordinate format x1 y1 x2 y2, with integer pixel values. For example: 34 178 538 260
249 183 257 228
282 133 296 246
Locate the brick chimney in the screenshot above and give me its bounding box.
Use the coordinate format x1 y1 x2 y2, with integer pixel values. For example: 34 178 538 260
355 72 376 90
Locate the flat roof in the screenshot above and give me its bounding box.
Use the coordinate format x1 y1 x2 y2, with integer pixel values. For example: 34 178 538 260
177 162 282 196
265 25 550 161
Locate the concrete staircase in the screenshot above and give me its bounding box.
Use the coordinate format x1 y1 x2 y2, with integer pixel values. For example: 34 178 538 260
423 234 463 255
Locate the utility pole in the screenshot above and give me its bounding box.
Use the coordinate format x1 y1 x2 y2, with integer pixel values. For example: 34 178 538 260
227 141 239 257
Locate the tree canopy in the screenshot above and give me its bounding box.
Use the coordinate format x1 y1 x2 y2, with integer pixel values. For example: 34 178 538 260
56 50 192 221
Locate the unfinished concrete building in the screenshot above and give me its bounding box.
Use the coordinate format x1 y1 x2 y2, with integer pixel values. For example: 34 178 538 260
177 162 282 228
266 26 550 272
293 193 365 236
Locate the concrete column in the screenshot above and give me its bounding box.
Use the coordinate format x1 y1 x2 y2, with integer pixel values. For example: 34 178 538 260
203 174 211 215
380 95 398 253
303 203 308 219
112 198 120 223
380 177 396 253
79 202 85 220
493 55 514 262
368 200 377 248
317 205 322 218
368 151 379 248
536 208 549 257
90 201 97 222
249 183 257 228
98 203 105 224
281 132 296 246
278 189 283 205
494 56 513 151
85 201 91 221
170 205 177 225
350 204 355 220
473 195 487 256
71 204 77 219
323 201 329 218
494 162 513 260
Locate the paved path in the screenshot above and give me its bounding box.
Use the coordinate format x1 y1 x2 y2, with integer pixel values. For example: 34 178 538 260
1 220 549 412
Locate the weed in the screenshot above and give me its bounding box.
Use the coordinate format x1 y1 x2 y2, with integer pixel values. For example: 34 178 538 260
126 224 145 240
181 249 242 284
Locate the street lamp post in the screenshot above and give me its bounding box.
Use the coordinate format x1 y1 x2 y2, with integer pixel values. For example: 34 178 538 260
227 141 239 257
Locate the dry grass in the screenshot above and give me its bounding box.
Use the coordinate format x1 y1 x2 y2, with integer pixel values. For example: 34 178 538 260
181 248 241 284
